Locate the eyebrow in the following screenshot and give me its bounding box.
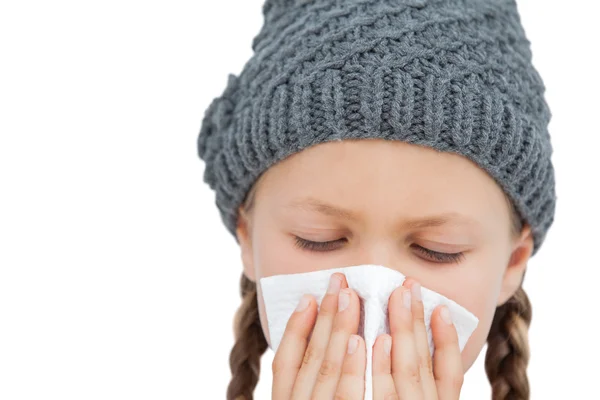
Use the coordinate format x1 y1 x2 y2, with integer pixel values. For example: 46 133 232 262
286 197 359 220
285 197 479 228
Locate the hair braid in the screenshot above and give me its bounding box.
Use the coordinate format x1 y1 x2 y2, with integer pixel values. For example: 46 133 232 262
226 272 268 400
485 286 532 400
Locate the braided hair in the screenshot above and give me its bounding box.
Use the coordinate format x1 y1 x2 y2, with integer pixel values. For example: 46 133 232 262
226 273 268 400
226 182 268 400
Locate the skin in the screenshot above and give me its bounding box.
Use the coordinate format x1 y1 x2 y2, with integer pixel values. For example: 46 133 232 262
235 139 534 397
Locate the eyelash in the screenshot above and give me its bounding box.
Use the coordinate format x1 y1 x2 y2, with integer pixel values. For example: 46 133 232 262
293 237 464 264
294 237 345 252
412 245 464 264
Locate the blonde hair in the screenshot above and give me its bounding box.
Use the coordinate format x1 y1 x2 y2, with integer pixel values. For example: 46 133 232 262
225 184 532 400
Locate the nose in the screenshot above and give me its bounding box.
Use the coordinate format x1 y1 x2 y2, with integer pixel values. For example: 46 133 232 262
351 239 419 278
355 239 398 271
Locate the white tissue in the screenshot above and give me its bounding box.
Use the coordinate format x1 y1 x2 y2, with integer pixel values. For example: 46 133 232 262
260 264 478 400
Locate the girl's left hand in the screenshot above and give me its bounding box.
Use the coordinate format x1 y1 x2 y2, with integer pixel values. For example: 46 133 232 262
372 278 464 400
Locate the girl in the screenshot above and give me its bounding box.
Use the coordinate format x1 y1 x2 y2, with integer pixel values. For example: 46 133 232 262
197 0 555 399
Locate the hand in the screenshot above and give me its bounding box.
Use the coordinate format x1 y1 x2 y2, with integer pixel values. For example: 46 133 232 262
372 278 464 400
271 274 464 400
271 272 367 399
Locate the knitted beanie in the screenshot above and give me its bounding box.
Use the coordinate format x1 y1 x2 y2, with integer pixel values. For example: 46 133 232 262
197 0 556 256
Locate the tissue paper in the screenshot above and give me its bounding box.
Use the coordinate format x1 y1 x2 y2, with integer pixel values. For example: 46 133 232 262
260 264 478 400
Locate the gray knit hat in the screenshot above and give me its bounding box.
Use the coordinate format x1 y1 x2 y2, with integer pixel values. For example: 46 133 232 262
197 0 556 256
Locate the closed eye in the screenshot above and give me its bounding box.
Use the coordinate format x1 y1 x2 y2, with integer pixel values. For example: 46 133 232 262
411 244 464 264
293 236 465 264
294 236 346 252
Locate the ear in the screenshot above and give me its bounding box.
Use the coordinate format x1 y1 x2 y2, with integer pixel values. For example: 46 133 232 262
497 224 534 306
236 206 256 282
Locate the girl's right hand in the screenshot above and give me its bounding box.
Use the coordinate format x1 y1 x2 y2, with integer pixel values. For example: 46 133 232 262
271 272 365 400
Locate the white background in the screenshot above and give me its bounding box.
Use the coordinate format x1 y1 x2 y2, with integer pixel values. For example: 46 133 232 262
0 0 598 399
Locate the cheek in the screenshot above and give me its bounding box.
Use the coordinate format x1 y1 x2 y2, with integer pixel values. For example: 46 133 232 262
253 223 302 278
256 283 271 347
432 270 503 372
459 298 498 372
254 227 329 278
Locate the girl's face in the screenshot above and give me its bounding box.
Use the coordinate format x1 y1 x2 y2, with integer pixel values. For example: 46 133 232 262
237 139 533 372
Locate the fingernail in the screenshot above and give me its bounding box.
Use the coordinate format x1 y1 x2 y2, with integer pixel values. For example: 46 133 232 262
295 295 310 312
327 274 342 294
402 289 411 309
383 336 392 356
347 335 359 354
440 305 453 325
338 289 350 312
411 282 422 302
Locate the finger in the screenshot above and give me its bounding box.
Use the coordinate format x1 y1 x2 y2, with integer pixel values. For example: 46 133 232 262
335 334 367 400
403 278 437 400
291 273 347 399
431 305 464 400
372 334 397 400
271 294 318 400
312 287 361 397
388 285 423 399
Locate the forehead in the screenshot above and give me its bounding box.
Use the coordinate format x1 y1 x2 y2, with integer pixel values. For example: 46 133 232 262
255 139 509 224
